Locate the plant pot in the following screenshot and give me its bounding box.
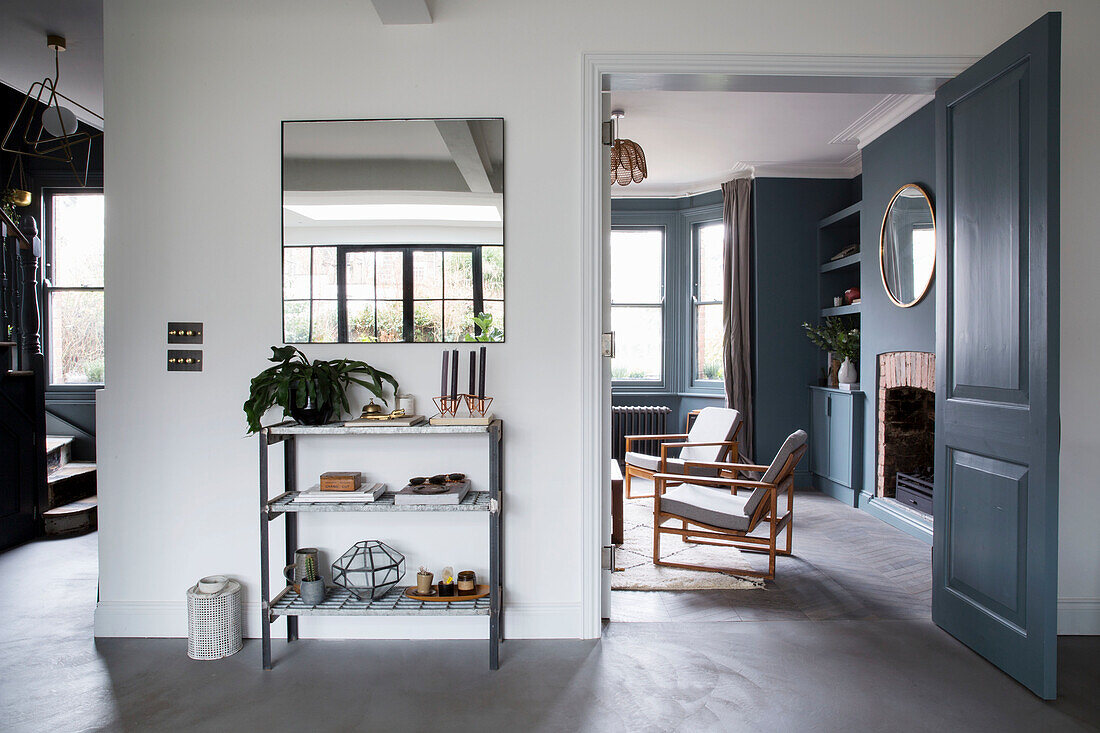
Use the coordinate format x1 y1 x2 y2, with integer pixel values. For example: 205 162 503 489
298 578 326 606
287 387 334 426
838 358 858 385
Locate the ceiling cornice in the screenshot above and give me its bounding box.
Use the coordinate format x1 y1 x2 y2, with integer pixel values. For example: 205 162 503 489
829 93 933 149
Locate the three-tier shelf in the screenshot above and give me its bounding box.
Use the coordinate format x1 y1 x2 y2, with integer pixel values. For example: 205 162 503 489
258 420 503 670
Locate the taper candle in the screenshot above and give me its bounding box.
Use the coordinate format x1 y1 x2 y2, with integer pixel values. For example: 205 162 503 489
478 346 486 399
450 349 459 400
441 350 449 397
469 350 476 395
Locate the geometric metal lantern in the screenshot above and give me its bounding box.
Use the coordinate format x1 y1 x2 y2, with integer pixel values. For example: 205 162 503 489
331 540 406 600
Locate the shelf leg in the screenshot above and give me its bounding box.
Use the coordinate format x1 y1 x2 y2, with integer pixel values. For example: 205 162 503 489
259 431 273 670
489 422 503 668
285 437 299 643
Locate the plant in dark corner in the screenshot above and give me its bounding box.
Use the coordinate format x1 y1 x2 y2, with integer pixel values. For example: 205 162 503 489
243 346 399 433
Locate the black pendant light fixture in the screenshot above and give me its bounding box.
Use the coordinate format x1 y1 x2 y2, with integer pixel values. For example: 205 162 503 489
609 109 647 186
2 35 104 188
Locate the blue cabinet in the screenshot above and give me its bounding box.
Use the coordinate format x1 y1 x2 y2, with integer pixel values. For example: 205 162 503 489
808 387 863 505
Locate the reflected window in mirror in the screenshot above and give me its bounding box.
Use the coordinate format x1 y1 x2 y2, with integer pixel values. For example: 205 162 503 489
282 118 504 342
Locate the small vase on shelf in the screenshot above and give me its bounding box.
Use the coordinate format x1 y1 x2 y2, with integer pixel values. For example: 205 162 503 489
838 358 858 386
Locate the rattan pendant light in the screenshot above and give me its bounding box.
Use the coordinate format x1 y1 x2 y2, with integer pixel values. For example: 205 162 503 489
609 110 647 186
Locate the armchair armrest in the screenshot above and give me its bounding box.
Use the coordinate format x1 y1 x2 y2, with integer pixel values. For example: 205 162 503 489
661 441 736 473
624 433 688 453
653 473 773 489
682 459 770 472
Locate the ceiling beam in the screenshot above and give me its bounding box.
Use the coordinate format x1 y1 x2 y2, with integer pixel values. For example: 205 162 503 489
434 121 494 194
370 0 432 25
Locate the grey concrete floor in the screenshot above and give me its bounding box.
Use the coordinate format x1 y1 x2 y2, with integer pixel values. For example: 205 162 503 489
2 517 1099 732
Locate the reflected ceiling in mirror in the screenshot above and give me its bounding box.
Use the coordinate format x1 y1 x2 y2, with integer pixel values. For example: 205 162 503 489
879 183 935 308
282 119 504 343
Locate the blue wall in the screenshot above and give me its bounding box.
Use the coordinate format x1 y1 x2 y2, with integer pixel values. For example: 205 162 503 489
857 102 936 502
752 178 855 465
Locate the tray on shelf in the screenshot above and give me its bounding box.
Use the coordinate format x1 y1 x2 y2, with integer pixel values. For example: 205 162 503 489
268 490 491 513
270 585 492 616
404 584 490 602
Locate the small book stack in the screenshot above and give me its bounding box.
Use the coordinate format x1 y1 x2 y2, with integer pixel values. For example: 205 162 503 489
293 483 387 503
393 479 471 506
344 414 427 427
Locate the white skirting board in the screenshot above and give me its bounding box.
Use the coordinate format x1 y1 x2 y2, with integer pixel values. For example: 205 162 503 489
94 600 583 639
1057 598 1100 635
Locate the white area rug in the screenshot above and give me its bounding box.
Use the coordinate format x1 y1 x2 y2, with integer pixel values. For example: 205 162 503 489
613 491 763 591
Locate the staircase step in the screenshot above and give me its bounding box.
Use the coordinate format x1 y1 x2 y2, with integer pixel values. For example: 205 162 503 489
46 435 75 474
43 495 97 536
0 341 14 372
46 461 96 510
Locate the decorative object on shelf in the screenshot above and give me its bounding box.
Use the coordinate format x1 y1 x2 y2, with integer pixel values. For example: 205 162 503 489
880 183 936 308
803 318 859 389
395 478 471 505
331 540 406 601
292 482 386 503
405 583 490 602
186 576 243 660
396 393 416 415
828 357 841 389
345 399 409 422
284 548 320 593
320 471 362 492
607 109 647 186
436 346 493 420
829 243 859 261
457 570 477 595
463 312 504 342
416 566 434 595
298 555 326 606
438 566 456 597
843 286 861 305
838 357 858 387
833 296 843 307
1 35 104 188
243 346 398 433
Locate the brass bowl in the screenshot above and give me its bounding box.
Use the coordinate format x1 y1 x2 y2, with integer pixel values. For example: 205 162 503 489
9 189 31 207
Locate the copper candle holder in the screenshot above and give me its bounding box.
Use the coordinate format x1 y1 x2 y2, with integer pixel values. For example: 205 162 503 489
433 395 463 417
464 394 494 418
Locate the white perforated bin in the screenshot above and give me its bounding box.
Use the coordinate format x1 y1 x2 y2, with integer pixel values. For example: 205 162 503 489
186 577 243 660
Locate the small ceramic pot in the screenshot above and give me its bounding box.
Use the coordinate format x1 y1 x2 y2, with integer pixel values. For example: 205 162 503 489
299 578 326 606
416 571 434 595
839 358 858 385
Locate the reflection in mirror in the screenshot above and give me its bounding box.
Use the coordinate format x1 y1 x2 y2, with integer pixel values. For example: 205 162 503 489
282 119 504 342
879 184 935 308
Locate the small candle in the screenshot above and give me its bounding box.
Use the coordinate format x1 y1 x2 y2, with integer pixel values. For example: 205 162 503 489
478 346 486 399
441 350 449 397
469 351 476 395
450 349 459 400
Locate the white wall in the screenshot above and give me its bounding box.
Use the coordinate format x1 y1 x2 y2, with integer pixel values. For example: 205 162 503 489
98 0 1100 638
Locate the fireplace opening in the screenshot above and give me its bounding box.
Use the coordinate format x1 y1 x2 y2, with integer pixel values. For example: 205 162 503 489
881 385 935 512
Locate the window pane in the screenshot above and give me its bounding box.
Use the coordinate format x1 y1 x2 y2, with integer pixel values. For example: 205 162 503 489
484 300 504 338
376 301 404 342
284 300 310 343
695 303 724 381
413 301 442 342
444 300 475 342
49 290 104 384
697 222 724 303
376 251 403 299
610 229 662 304
611 306 661 380
482 246 504 300
283 247 311 299
444 251 473 299
347 301 376 342
51 194 104 287
311 301 338 343
311 247 337 299
414 251 443 299
346 251 375 300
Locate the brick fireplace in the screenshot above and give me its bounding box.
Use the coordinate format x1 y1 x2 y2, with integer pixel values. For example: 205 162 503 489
876 352 935 501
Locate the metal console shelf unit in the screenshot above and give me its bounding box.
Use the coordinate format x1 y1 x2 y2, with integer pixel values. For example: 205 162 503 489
258 420 503 670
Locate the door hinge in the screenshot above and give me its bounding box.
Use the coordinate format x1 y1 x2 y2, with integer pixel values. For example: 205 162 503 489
602 120 613 146
601 545 615 570
601 332 615 358
489 497 500 514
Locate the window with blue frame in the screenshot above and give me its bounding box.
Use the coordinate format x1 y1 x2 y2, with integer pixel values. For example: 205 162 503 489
609 228 664 382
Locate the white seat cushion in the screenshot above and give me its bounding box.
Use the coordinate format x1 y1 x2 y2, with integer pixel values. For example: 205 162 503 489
625 452 718 477
659 483 752 532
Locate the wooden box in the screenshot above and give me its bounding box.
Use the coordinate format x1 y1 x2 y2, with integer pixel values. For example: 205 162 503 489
319 471 363 492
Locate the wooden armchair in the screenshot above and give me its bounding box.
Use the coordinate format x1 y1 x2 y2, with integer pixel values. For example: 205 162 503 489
623 407 743 499
652 429 807 580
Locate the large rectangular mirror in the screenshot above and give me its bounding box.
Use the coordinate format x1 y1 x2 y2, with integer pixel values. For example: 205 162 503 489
282 118 504 343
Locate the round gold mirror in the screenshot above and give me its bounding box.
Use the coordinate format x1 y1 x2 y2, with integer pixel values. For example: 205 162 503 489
879 183 935 307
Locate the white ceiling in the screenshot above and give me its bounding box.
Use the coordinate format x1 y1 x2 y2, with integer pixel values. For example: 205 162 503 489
0 0 103 125
607 90 931 197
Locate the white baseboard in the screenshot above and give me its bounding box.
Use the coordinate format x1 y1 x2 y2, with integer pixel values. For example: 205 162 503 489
95 600 584 640
1058 598 1100 635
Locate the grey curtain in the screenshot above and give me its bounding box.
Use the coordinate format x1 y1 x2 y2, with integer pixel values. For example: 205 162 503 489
721 177 753 461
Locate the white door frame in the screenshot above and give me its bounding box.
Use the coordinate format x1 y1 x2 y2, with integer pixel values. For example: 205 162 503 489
579 52 977 638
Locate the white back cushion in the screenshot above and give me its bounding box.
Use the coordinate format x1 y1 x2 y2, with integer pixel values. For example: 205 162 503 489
743 430 808 518
679 407 742 463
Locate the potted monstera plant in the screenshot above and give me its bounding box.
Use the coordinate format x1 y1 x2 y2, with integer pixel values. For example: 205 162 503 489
243 346 399 433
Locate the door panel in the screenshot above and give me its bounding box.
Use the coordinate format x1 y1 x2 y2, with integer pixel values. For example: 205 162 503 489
810 391 829 476
934 12 1060 699
827 395 852 486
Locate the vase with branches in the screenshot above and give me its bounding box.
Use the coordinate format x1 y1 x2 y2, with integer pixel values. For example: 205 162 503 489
802 317 860 386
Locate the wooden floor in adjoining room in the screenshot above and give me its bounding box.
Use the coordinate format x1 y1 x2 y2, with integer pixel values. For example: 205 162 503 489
610 489 933 623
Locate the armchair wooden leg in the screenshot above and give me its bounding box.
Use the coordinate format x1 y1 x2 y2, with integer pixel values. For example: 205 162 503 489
625 469 633 499
652 500 661 563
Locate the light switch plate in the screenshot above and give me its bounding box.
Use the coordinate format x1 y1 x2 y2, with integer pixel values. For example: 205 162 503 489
168 350 203 372
168 322 203 344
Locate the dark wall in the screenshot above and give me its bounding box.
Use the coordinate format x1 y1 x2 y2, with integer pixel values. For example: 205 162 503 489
752 178 855 465
857 102 936 500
